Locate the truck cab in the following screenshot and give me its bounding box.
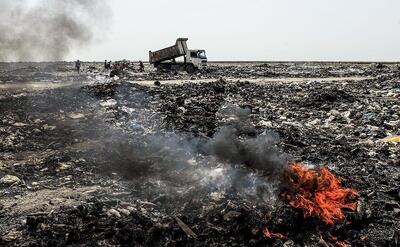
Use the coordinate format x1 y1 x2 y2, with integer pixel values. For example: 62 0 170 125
187 49 207 70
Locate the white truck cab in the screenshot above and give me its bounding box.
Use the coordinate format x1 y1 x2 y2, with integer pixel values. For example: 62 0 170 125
187 49 207 70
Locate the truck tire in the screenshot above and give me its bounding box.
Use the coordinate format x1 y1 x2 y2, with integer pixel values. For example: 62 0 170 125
185 64 196 74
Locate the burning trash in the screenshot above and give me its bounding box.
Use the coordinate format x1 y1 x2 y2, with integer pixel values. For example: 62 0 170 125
283 163 358 225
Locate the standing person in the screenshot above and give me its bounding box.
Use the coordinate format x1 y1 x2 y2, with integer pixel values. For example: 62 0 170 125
104 60 108 70
107 60 112 70
139 60 144 72
75 59 81 73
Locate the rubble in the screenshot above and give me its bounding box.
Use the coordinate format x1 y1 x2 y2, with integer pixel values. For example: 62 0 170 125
0 175 21 185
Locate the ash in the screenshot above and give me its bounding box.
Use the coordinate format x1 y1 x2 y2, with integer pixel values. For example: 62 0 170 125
0 62 399 246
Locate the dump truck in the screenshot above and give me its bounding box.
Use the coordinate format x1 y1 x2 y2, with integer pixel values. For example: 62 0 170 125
149 38 207 73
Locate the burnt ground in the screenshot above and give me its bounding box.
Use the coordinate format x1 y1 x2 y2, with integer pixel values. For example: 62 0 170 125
0 62 399 246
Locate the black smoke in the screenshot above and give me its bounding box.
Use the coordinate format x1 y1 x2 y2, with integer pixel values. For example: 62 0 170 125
208 104 289 177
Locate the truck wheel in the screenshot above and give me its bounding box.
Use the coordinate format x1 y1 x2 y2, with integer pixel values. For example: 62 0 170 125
185 64 196 74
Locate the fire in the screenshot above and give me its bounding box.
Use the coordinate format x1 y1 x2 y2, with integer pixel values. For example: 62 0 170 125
283 163 358 225
262 227 286 240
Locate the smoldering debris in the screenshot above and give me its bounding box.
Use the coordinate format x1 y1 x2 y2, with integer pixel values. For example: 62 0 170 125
96 102 284 205
0 0 111 61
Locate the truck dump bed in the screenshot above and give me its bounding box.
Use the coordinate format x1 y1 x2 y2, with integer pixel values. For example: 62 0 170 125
149 38 188 64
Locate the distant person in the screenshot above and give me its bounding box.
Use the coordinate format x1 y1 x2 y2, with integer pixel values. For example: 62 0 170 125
139 60 144 72
75 60 81 73
104 60 108 70
107 60 112 70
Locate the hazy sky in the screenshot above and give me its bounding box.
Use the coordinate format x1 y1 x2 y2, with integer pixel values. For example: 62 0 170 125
70 0 400 61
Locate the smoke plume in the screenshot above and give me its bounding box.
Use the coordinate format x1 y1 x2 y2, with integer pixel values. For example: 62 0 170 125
0 0 110 61
209 104 289 177
97 100 290 204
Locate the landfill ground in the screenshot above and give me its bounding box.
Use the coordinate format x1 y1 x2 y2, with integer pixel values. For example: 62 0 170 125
0 61 399 246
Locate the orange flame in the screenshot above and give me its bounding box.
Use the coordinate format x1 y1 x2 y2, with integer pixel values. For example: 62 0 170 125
262 227 286 239
284 163 358 225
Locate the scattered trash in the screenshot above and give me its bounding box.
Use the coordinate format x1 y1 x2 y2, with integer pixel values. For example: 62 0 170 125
69 113 85 119
0 62 398 246
175 216 198 239
0 175 21 185
383 136 400 143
